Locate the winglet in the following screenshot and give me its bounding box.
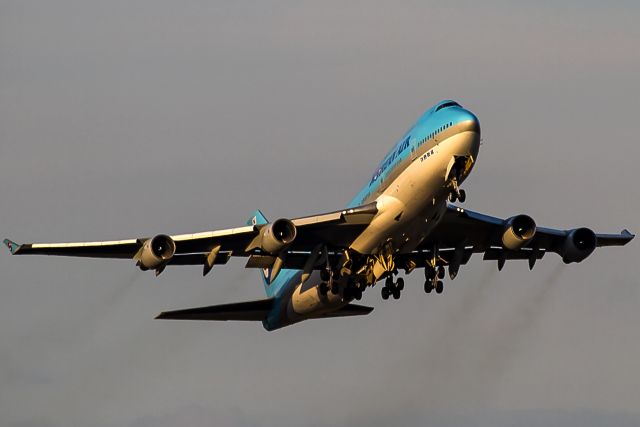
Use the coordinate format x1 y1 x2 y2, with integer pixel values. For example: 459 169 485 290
3 239 21 254
620 229 635 243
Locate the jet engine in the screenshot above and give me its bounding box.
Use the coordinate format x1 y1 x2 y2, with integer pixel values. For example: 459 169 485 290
137 234 176 270
561 227 596 263
257 219 297 254
501 215 536 250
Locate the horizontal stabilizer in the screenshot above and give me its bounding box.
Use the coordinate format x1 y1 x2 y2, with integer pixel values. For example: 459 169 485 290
312 303 374 318
155 298 274 321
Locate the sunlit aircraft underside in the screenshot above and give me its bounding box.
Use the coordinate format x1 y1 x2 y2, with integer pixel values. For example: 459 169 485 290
4 100 634 330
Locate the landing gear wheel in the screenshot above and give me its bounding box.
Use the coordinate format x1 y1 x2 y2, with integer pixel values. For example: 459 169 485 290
319 282 329 296
448 192 458 203
424 280 433 293
437 266 445 279
354 290 363 300
385 276 393 288
330 283 340 295
458 189 466 203
396 277 405 291
381 287 390 300
425 266 435 280
435 280 444 294
392 288 401 300
320 268 331 282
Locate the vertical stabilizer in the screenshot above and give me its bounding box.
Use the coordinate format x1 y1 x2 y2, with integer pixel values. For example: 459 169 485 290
247 210 274 295
246 210 297 297
247 209 269 228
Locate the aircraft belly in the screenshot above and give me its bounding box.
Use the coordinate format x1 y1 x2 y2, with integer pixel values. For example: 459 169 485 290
287 273 346 318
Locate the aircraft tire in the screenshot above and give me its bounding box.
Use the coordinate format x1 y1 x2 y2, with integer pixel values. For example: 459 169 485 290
381 287 390 300
319 282 329 296
458 189 466 203
437 266 445 279
385 276 393 289
396 277 404 291
425 267 435 280
331 283 340 295
424 281 433 293
436 280 444 294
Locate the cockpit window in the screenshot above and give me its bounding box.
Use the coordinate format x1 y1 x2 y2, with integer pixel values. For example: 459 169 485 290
435 101 460 112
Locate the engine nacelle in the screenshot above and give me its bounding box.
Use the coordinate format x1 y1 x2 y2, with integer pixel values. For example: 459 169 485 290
257 218 297 254
138 234 176 270
502 215 537 250
562 227 596 263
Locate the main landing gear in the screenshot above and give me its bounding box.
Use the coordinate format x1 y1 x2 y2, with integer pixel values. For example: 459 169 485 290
319 268 366 301
319 267 334 297
381 275 404 300
424 265 445 294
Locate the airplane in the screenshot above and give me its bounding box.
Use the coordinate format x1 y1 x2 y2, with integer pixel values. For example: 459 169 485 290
3 100 634 330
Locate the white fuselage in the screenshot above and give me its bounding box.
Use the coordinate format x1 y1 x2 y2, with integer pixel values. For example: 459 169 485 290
266 116 481 330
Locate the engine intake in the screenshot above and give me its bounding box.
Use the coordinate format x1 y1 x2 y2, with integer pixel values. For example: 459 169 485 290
138 234 176 270
257 218 297 254
502 215 536 250
562 227 596 263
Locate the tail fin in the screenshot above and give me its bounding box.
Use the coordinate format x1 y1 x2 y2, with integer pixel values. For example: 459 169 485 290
246 210 274 295
3 239 21 254
247 209 269 228
246 209 297 297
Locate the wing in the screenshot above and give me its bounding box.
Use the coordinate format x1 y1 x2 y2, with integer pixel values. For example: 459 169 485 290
402 205 634 271
3 203 378 273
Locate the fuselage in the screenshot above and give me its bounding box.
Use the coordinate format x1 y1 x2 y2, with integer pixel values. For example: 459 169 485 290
263 100 481 330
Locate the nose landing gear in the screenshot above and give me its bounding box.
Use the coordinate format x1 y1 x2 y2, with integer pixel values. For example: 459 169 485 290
448 172 466 203
449 188 466 203
447 160 470 203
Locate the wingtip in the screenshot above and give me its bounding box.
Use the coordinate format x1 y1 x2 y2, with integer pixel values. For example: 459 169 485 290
3 238 21 254
622 229 635 240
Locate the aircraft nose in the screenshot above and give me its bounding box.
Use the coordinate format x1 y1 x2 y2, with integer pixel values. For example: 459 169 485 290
455 109 480 135
452 108 481 159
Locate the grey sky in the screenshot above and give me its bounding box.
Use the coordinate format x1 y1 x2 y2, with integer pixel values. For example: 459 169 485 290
1 1 639 426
